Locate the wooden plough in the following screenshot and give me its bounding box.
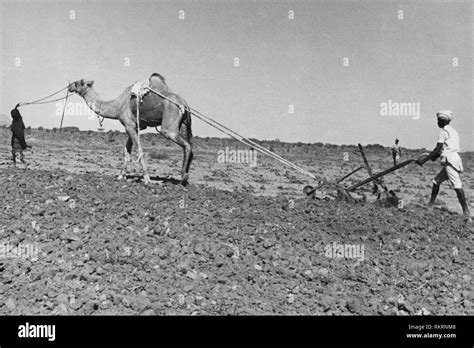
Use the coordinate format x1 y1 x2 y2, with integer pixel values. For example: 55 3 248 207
304 143 419 205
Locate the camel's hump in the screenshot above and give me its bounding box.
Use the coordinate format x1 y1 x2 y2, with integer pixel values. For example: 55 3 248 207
150 72 166 82
149 73 169 92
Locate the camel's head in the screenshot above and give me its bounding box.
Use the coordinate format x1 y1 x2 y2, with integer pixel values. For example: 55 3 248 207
68 79 94 96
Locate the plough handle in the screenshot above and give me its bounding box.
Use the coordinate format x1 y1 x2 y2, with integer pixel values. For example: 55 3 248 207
346 159 415 192
336 166 363 184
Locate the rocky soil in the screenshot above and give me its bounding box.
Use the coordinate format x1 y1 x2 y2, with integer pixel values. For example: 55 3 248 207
0 128 473 315
0 166 472 315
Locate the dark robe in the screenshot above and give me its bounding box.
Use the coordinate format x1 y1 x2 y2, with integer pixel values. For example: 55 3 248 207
11 108 27 150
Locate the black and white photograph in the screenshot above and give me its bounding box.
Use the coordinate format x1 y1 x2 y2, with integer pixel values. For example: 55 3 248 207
0 0 472 345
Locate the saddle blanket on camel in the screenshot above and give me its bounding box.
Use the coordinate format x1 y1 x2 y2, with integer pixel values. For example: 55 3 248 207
130 80 151 101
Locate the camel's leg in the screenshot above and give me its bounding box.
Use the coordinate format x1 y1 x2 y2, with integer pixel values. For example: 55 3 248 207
180 120 194 182
123 122 150 185
139 148 150 184
161 128 193 186
159 96 194 185
117 136 133 180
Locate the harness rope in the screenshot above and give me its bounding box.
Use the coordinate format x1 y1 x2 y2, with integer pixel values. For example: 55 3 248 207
144 86 320 182
135 95 142 162
190 106 318 180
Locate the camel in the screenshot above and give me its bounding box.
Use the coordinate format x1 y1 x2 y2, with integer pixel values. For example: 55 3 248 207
68 73 194 186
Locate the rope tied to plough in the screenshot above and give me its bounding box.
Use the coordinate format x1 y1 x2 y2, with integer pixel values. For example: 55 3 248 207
143 86 321 183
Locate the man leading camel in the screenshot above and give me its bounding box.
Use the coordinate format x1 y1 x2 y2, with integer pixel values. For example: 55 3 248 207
11 103 31 168
416 110 471 222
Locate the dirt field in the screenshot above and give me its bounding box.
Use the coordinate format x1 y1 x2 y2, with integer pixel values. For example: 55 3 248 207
0 127 473 315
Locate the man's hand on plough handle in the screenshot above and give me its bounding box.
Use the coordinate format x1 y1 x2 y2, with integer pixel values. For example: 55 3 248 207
416 144 442 166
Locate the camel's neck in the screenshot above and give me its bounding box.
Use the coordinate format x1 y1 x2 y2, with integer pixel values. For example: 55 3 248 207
82 88 120 119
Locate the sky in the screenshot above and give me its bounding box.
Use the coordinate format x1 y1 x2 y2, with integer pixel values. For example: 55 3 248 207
1 0 473 150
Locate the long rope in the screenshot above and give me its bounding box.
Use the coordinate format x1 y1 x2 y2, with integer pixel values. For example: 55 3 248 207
163 89 318 180
16 85 71 131
18 86 69 106
193 110 316 178
145 86 319 181
190 106 318 180
21 95 70 105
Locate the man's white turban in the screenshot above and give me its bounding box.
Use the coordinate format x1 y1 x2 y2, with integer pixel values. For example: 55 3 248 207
436 110 453 121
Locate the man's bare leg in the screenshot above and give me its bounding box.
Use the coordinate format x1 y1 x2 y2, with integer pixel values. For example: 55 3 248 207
428 183 440 207
454 188 471 221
